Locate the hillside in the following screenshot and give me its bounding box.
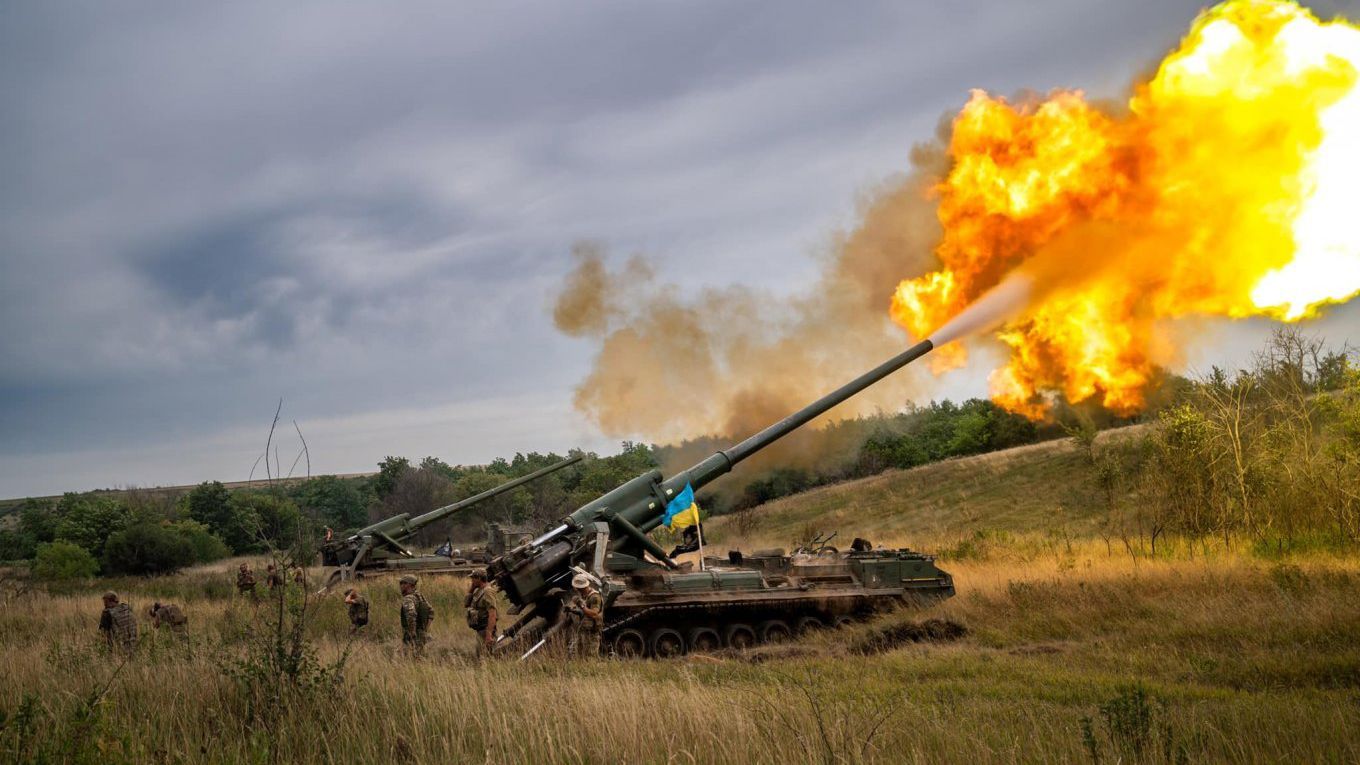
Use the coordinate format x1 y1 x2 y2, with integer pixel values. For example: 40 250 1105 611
709 426 1145 547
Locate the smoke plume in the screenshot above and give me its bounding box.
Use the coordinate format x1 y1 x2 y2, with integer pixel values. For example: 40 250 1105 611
553 142 952 470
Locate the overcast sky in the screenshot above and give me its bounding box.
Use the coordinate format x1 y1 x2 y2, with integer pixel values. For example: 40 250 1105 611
4 0 1358 498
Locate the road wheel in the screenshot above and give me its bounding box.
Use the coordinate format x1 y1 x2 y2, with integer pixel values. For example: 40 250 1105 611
832 615 854 629
612 628 647 658
723 623 756 650
649 628 686 658
686 627 721 653
795 616 826 634
758 620 792 644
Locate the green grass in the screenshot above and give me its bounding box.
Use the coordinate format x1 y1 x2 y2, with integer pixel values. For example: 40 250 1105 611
709 429 1141 549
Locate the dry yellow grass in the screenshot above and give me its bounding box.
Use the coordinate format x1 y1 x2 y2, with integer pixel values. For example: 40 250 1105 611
2 540 1357 764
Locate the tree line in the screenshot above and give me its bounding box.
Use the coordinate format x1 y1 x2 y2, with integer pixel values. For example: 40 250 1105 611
14 332 1334 577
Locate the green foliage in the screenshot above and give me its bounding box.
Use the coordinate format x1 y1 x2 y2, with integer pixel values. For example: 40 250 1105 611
1080 685 1187 765
373 456 411 499
185 480 233 538
229 492 306 552
18 498 57 543
0 530 35 562
32 540 99 580
102 522 196 575
53 494 128 560
171 519 231 563
291 475 367 530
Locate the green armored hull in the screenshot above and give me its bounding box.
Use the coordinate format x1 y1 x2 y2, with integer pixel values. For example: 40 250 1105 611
596 546 953 657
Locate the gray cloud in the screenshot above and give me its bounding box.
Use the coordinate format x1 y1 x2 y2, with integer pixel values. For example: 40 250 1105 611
5 0 1350 497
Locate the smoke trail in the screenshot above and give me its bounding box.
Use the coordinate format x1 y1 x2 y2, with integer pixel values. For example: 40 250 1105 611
552 144 953 471
928 273 1034 346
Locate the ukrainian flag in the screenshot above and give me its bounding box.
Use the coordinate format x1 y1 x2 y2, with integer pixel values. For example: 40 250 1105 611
662 483 700 530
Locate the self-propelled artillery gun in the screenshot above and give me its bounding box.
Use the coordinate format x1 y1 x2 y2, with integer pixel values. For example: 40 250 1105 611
319 455 581 589
489 340 955 657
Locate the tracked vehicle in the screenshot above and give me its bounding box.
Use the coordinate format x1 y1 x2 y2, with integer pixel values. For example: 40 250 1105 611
489 338 956 657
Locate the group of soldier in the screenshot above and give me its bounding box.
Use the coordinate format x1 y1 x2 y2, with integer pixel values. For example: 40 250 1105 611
343 569 604 659
97 591 189 652
97 561 605 659
234 561 302 597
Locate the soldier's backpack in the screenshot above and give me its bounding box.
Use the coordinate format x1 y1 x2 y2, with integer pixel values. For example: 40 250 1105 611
415 594 435 631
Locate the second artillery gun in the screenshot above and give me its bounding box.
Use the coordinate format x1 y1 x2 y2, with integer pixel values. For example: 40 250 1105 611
490 339 955 658
319 455 581 589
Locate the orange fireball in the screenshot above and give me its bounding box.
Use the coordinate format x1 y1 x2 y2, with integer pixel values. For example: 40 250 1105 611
891 0 1360 417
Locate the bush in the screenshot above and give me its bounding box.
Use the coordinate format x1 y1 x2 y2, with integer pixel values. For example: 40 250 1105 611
230 492 306 552
32 541 99 580
103 522 196 575
171 520 231 563
0 529 37 562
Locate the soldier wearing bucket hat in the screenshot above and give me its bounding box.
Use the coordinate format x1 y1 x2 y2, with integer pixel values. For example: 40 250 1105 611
564 574 604 658
463 570 499 659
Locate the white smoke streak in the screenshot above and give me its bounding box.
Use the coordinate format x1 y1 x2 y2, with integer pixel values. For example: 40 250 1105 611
927 273 1034 346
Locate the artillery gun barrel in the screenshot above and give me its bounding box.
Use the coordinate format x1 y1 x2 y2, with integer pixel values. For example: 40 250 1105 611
324 454 583 574
587 339 934 529
493 339 936 605
406 454 583 531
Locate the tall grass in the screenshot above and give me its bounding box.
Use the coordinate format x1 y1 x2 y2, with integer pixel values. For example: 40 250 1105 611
2 544 1358 763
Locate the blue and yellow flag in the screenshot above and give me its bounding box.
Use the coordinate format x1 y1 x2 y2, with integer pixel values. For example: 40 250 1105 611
662 483 700 530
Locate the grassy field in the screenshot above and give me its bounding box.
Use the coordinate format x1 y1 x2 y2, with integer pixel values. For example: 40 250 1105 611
3 429 1358 764
2 539 1357 764
705 427 1144 550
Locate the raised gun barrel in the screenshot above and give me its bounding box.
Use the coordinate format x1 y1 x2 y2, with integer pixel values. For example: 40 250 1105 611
490 339 935 607
321 454 583 571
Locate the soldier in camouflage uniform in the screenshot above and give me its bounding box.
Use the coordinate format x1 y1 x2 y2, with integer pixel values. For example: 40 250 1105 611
398 574 434 656
236 563 257 598
99 591 138 653
564 574 604 658
149 602 189 640
344 588 370 634
463 570 499 659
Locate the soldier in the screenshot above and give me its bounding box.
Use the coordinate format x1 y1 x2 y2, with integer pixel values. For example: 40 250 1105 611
463 570 499 659
293 567 308 588
398 574 434 656
564 574 604 658
236 563 257 598
98 591 138 653
344 588 370 634
148 602 189 640
266 563 285 594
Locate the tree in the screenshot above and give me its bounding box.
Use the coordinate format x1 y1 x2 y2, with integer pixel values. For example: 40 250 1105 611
229 492 306 552
18 499 57 544
171 519 231 563
186 480 234 534
293 475 367 530
373 456 411 499
32 540 99 580
54 494 129 560
0 530 36 562
103 522 197 575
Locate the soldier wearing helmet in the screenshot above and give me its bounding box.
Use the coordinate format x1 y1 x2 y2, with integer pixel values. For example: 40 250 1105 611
99 591 138 653
398 574 434 656
563 573 604 658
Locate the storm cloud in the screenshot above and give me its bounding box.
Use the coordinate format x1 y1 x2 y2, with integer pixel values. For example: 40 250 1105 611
4 0 1354 496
